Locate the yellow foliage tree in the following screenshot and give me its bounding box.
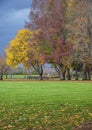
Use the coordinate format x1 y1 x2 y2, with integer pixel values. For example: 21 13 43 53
6 29 33 67
6 29 45 80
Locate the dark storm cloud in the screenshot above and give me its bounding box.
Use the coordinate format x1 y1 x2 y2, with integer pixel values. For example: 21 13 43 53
0 0 32 54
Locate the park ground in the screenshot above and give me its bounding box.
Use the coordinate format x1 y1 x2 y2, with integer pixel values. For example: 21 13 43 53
0 81 92 130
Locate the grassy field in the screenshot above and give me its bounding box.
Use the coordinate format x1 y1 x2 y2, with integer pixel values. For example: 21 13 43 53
0 81 92 130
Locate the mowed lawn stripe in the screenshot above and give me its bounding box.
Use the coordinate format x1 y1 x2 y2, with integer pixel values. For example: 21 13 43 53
0 81 92 105
0 81 92 130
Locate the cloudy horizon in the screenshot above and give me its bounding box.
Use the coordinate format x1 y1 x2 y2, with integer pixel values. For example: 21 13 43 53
0 0 31 54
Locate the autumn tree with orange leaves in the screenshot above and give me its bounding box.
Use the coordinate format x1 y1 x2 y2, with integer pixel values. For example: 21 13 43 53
26 0 72 80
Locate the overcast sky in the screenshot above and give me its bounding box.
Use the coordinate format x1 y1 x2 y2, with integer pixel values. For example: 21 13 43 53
0 0 32 54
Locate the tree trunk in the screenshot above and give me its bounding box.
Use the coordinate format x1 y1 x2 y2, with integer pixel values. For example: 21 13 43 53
39 65 43 80
75 68 78 80
39 73 43 80
82 63 87 80
67 68 71 80
57 64 65 80
59 69 65 80
63 71 66 80
87 66 91 80
0 75 3 80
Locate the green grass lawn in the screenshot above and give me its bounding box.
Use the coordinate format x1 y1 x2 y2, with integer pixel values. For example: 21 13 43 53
0 81 92 130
